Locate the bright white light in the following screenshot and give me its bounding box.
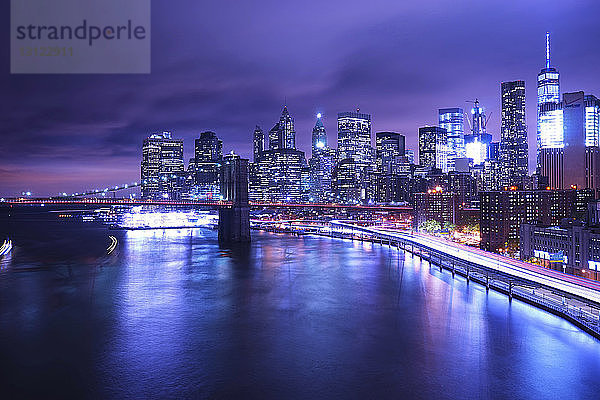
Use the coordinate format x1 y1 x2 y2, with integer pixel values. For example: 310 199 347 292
162 193 169 199
316 141 325 149
317 113 322 119
26 191 31 196
119 210 218 229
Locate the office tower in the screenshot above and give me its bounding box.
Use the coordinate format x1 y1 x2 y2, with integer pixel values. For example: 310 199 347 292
141 131 185 200
336 110 373 202
537 33 561 171
439 108 465 171
193 131 223 200
337 110 372 165
482 142 501 191
267 106 296 150
309 114 335 202
500 81 528 187
250 106 306 202
464 99 492 165
333 158 361 203
404 149 415 165
374 132 406 203
253 125 264 162
312 113 327 156
418 126 447 171
375 132 405 174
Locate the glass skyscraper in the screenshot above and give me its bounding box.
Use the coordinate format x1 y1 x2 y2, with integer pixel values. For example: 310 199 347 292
439 108 464 171
537 32 561 174
141 131 185 200
337 110 372 165
499 80 528 187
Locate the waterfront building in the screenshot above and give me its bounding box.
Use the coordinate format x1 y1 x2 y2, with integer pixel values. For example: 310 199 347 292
479 188 595 253
500 80 528 187
439 108 465 171
414 189 458 229
520 220 600 277
141 131 185 200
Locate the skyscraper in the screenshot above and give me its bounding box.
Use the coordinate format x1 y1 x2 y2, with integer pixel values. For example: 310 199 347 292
309 113 335 202
538 92 600 191
537 33 563 189
141 131 185 200
337 110 372 165
375 132 405 175
250 106 306 202
500 80 528 187
537 33 561 165
336 110 373 202
312 113 327 157
193 131 223 199
439 108 465 171
418 126 447 171
253 125 264 162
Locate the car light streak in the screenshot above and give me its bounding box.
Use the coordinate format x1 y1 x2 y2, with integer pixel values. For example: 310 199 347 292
107 236 117 254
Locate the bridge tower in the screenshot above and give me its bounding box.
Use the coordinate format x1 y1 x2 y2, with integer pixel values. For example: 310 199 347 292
218 153 251 243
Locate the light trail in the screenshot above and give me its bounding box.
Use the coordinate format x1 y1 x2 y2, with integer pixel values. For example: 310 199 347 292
107 236 117 254
0 239 12 257
331 221 600 304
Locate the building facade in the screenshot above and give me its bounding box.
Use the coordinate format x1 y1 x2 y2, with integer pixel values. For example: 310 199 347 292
500 80 528 187
439 108 465 171
418 126 447 171
141 131 185 200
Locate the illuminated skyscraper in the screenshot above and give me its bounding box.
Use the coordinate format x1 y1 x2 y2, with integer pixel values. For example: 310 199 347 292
499 80 528 187
193 131 223 199
537 32 562 183
253 125 264 162
439 108 464 171
337 110 372 165
418 126 447 171
375 132 405 175
250 106 306 202
309 113 335 201
336 110 373 202
141 131 185 200
268 106 296 150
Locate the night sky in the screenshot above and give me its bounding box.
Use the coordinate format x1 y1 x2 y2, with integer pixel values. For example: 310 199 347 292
2 0 600 196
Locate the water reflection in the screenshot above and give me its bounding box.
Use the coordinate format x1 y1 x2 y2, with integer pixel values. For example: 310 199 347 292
0 228 600 399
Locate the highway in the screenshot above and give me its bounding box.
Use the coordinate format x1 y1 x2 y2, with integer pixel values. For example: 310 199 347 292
331 221 600 305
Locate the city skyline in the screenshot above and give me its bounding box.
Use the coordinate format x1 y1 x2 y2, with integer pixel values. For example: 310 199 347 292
3 1 600 195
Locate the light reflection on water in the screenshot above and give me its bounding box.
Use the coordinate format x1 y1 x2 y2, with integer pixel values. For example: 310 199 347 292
0 228 599 399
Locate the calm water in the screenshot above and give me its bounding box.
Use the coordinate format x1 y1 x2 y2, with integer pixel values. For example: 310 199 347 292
1 226 600 399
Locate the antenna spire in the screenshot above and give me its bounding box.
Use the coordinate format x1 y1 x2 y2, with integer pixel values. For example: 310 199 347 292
546 32 550 69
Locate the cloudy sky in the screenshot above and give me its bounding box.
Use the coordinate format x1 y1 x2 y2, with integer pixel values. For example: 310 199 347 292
2 0 600 196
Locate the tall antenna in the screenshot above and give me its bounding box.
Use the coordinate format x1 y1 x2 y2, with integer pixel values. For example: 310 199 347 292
546 32 550 69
